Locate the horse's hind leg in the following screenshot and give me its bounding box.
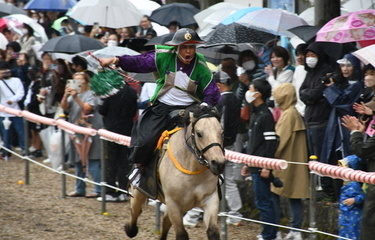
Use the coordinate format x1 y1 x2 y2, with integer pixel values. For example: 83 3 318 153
124 187 147 238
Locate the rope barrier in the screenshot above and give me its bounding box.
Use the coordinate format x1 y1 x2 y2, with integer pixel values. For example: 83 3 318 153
0 107 369 239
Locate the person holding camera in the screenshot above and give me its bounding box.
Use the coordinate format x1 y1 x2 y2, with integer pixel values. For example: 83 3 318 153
320 53 364 201
271 83 309 240
299 42 334 200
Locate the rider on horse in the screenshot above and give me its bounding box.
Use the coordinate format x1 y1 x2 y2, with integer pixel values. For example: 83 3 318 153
99 28 221 183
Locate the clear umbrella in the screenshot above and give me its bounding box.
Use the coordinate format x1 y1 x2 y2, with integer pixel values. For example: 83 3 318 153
68 0 143 29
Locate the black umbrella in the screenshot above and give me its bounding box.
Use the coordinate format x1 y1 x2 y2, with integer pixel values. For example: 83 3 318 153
197 43 256 65
204 23 276 46
145 33 174 45
149 3 199 27
287 25 320 44
0 3 27 17
40 34 105 53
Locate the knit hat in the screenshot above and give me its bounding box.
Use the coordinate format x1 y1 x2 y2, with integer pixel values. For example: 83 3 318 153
89 69 124 99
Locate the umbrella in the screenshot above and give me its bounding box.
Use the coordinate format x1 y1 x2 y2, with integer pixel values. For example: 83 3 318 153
236 8 308 38
151 22 169 36
194 2 243 30
352 44 375 67
0 3 26 17
149 3 200 27
128 0 160 16
23 0 77 12
197 43 256 65
3 14 49 43
81 46 140 68
221 7 263 25
287 25 321 44
40 34 105 53
203 23 276 46
0 32 8 50
69 0 143 29
316 9 375 43
342 0 375 13
145 33 174 45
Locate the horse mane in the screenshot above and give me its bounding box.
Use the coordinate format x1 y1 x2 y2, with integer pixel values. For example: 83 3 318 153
184 104 220 125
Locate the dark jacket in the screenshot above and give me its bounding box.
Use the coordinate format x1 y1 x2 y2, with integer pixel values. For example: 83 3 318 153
247 103 278 172
300 42 334 127
216 91 241 147
99 85 138 135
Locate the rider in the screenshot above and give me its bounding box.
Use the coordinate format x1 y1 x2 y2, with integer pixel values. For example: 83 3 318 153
100 28 221 184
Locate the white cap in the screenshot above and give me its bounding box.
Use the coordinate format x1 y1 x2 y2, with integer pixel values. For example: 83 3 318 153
336 58 352 65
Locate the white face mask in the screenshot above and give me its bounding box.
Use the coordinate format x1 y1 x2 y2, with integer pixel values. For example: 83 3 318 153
306 57 318 68
245 91 258 104
107 40 118 47
242 60 255 71
78 27 85 34
21 28 28 35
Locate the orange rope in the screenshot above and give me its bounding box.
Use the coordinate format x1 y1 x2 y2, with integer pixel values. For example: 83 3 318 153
167 142 206 175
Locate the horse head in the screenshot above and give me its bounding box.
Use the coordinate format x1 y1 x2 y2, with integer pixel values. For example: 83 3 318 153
185 104 226 176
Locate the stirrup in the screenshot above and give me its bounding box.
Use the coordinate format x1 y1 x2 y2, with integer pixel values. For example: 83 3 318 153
128 167 142 187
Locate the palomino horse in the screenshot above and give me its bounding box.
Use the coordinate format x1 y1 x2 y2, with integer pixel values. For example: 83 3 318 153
125 105 226 240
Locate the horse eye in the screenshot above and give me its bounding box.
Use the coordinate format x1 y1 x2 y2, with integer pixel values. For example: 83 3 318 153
197 132 203 138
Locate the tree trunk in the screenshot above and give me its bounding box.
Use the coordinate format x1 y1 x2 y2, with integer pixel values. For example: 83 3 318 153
165 0 223 10
314 0 340 27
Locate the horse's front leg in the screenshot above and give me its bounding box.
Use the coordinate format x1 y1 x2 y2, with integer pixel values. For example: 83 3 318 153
202 194 221 240
124 187 147 238
162 201 189 240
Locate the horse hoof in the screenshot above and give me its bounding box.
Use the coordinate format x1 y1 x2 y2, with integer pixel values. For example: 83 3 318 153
124 223 138 238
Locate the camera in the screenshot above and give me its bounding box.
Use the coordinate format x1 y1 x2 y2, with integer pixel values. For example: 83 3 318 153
321 72 338 84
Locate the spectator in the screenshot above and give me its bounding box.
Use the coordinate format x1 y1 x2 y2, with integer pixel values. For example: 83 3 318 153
5 41 21 69
168 21 180 33
135 15 154 39
61 72 103 198
0 61 25 160
341 114 375 240
241 80 279 240
299 42 334 199
337 155 365 240
271 83 309 240
220 57 239 92
71 55 94 78
214 71 242 225
320 53 364 201
138 82 157 115
107 33 120 47
119 27 135 44
11 52 31 109
17 23 36 65
97 81 138 202
23 65 43 158
292 43 308 117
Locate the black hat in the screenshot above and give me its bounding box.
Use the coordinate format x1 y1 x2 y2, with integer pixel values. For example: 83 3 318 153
165 28 205 46
213 71 230 85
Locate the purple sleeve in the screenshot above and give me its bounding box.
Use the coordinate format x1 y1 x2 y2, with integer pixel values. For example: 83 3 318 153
203 80 221 106
117 50 157 73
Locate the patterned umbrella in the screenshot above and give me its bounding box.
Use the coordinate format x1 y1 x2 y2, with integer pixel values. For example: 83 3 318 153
203 23 276 46
316 9 375 43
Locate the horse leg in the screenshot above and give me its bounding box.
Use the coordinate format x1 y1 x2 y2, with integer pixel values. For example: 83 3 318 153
124 187 147 238
159 210 172 240
202 196 221 240
163 202 189 240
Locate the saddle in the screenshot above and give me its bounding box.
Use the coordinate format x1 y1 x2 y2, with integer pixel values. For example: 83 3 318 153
135 127 183 200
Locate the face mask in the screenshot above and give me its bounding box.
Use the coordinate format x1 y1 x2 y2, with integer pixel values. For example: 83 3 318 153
365 75 375 88
107 40 118 47
245 91 258 104
21 28 28 35
78 27 85 34
242 60 255 71
306 57 318 68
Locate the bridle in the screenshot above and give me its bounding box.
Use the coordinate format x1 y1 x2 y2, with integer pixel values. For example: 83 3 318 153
185 113 225 169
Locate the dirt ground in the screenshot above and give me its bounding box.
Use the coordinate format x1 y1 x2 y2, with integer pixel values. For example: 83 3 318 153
0 155 261 240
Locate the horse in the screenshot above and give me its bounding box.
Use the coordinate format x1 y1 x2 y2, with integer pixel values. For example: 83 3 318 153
125 105 226 240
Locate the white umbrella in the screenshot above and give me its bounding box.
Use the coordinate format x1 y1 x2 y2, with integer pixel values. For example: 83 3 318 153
69 0 143 29
0 32 8 50
352 44 375 67
80 46 140 68
236 8 308 38
151 22 169 36
128 0 160 16
194 2 243 30
3 14 48 43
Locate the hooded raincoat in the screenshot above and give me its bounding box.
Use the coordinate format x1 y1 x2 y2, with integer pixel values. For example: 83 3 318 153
271 83 309 199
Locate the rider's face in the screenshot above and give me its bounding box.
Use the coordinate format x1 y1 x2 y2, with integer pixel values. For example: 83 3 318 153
177 45 196 65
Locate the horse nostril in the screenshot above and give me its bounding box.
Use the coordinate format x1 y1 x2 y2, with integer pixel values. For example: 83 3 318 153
210 160 225 175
